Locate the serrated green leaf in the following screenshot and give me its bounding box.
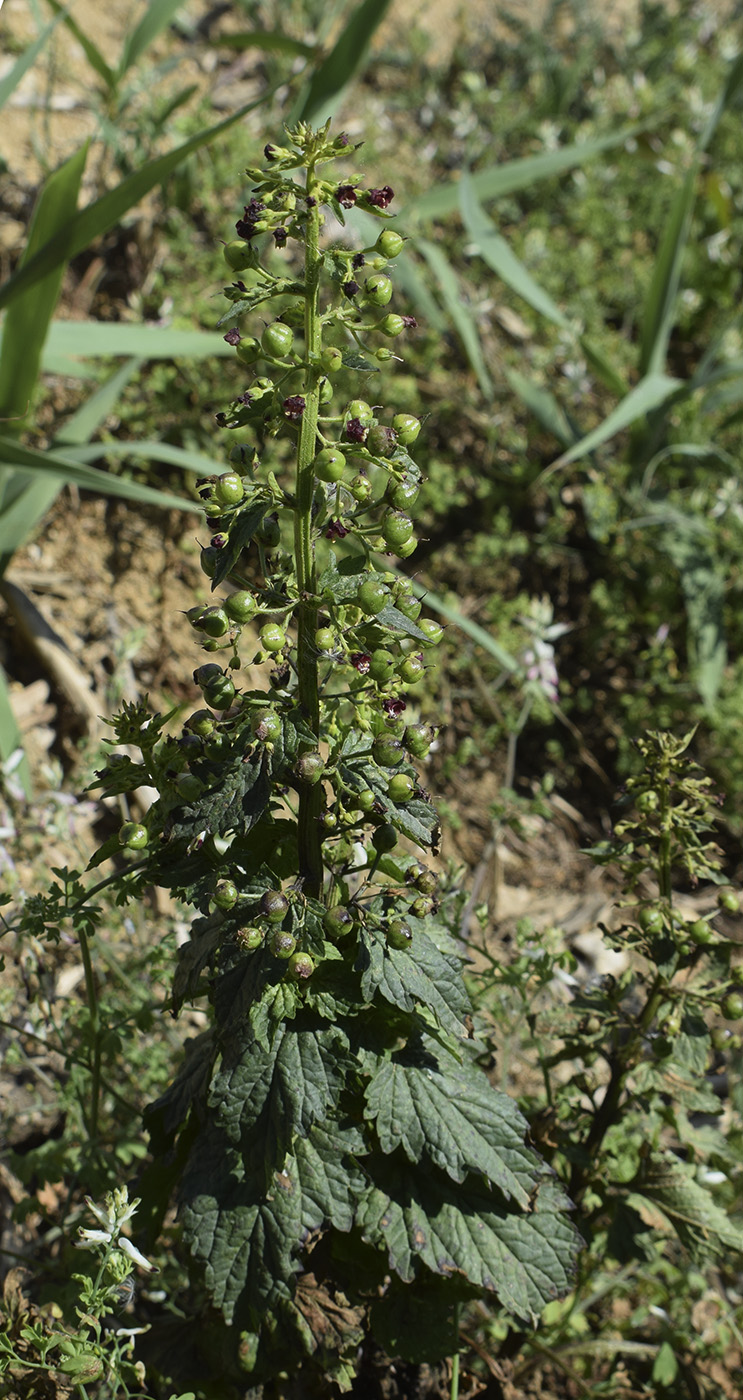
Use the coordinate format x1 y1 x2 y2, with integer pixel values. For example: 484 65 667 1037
375 604 431 643
342 352 377 372
217 280 302 328
356 927 470 1038
629 1150 743 1262
292 1123 367 1235
249 979 301 1049
172 916 222 1014
364 1042 534 1204
212 499 268 586
166 751 269 842
358 1167 579 1323
144 1031 214 1150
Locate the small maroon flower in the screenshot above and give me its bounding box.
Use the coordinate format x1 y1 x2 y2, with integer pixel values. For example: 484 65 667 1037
238 391 253 405
350 653 371 674
367 186 394 209
382 697 407 716
211 534 227 549
352 253 366 270
401 315 417 328
232 280 247 292
283 395 306 421
236 198 265 239
337 184 358 208
325 519 348 540
336 132 350 148
223 328 242 346
206 516 222 531
343 280 360 299
306 195 317 208
344 417 367 443
215 411 227 425
264 143 277 160
273 226 287 247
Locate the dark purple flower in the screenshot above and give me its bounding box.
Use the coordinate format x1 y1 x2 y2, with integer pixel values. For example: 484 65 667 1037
337 184 358 208
352 253 365 270
367 186 394 209
215 411 227 425
264 143 277 160
223 328 242 346
336 132 350 148
350 653 371 674
343 280 360 299
283 395 306 421
273 226 287 248
306 195 317 208
238 391 253 405
211 534 227 549
235 198 265 240
325 519 348 539
382 697 407 716
232 280 247 292
401 315 417 328
344 417 367 443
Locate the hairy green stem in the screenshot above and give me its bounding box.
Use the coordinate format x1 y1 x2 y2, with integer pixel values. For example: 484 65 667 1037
78 923 101 1141
294 170 323 897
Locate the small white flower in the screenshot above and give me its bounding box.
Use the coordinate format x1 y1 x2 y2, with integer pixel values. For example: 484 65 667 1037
119 1237 159 1273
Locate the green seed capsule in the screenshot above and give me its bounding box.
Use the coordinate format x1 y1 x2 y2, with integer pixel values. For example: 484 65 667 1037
270 929 297 959
357 579 388 615
119 821 148 850
200 546 220 578
386 918 413 950
261 890 289 923
197 605 230 638
295 750 325 785
382 510 414 548
356 788 377 813
252 709 282 743
364 273 393 306
186 708 216 737
203 676 236 710
372 735 404 768
372 822 398 853
213 879 238 911
417 617 444 646
722 993 743 1020
387 772 415 803
224 240 256 270
225 590 257 623
349 474 372 503
260 623 286 653
261 322 294 358
215 471 245 506
321 346 343 374
391 412 421 444
395 594 422 621
366 424 397 458
315 627 336 652
323 906 355 939
346 399 374 427
399 654 425 684
236 926 263 951
257 514 281 549
375 230 405 259
236 337 261 365
314 448 346 483
287 951 315 980
375 346 394 363
175 773 203 801
404 723 432 758
380 314 405 337
369 649 396 684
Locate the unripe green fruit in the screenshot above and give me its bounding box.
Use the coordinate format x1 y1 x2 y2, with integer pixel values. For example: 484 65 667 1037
318 376 333 405
225 590 257 623
391 412 421 444
315 627 336 651
688 919 715 945
186 708 216 737
418 617 444 646
410 896 435 918
638 907 664 935
636 790 659 814
323 906 355 939
202 676 236 710
236 926 263 951
224 239 255 270
396 594 422 621
319 810 337 832
314 448 346 483
349 474 372 503
288 951 315 980
213 879 238 910
396 537 417 558
321 346 343 373
236 337 261 365
119 821 148 850
260 623 286 653
204 731 229 759
270 929 297 959
387 772 415 803
197 605 230 638
398 654 425 684
364 273 393 306
215 471 245 506
380 314 405 337
346 399 374 427
252 709 282 743
357 579 388 615
372 822 398 853
175 773 203 801
375 229 405 259
388 476 419 510
372 735 404 768
261 321 294 358
200 546 219 578
261 890 289 923
257 514 281 549
194 663 225 688
367 424 397 458
375 347 394 363
356 788 376 813
414 865 438 896
369 649 396 684
386 919 413 950
722 993 743 1020
718 889 740 913
295 750 325 785
404 723 432 758
382 510 414 548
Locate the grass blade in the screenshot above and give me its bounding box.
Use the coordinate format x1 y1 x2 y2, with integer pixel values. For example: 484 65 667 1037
0 86 280 314
0 474 64 578
216 31 317 59
0 143 88 425
43 0 115 88
42 320 234 362
0 436 200 512
297 0 393 124
408 579 518 674
0 6 70 111
406 126 645 223
459 171 569 329
61 440 220 475
0 664 31 797
504 369 575 448
54 358 144 446
638 165 697 378
119 0 189 76
579 335 629 398
545 373 683 473
416 237 492 397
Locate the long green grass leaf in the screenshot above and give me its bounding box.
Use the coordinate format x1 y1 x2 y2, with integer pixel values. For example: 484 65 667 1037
578 335 629 398
297 0 393 124
504 369 575 447
42 320 234 362
216 30 316 58
0 475 63 578
546 373 683 473
0 143 88 425
416 238 492 397
638 165 697 378
0 6 70 112
43 0 115 88
409 581 519 674
0 664 31 797
61 440 219 475
0 436 200 512
459 172 569 329
406 126 644 223
700 49 743 152
0 87 279 313
119 0 189 76
54 358 144 446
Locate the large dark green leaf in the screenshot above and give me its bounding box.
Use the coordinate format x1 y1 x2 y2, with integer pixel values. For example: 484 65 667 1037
356 926 470 1038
